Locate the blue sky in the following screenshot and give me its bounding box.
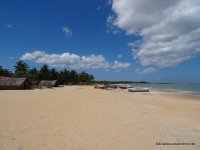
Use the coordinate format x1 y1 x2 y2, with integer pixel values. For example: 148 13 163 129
1 0 200 82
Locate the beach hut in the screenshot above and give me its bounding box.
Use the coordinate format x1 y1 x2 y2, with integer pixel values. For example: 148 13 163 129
0 77 31 90
39 80 58 88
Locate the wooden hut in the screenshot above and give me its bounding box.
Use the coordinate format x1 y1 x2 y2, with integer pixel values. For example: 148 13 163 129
39 80 58 88
0 77 31 90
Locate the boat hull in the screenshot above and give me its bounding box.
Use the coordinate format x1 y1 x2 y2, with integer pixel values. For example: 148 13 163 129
128 88 149 92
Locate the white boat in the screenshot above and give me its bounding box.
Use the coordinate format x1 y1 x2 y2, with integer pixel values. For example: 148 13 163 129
119 85 128 89
128 87 149 92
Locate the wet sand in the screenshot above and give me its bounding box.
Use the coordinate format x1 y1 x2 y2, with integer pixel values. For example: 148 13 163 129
0 86 199 150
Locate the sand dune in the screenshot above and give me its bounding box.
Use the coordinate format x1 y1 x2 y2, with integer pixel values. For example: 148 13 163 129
0 86 199 150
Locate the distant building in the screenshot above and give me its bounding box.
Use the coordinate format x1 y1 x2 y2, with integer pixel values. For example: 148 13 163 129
39 80 58 88
0 77 31 90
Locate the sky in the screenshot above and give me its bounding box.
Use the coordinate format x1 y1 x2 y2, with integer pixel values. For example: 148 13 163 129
0 0 200 82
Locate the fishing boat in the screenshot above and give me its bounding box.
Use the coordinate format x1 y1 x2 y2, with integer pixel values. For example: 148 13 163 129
119 85 130 89
128 87 149 92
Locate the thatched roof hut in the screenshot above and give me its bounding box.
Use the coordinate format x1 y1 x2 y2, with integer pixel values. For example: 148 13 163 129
39 80 58 88
0 77 31 90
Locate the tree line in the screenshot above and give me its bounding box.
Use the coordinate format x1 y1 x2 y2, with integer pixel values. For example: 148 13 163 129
0 61 94 85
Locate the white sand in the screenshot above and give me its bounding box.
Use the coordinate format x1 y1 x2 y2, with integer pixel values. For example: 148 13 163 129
0 86 199 150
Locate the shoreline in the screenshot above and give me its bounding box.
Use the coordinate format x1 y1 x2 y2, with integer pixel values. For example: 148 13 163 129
102 83 200 97
118 83 200 96
150 88 200 97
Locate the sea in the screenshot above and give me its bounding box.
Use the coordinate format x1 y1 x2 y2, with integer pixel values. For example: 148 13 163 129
129 83 200 95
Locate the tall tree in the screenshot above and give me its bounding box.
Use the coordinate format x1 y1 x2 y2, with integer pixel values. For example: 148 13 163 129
39 64 50 80
63 69 71 84
79 71 88 83
14 61 29 77
28 67 39 81
69 70 79 84
79 71 94 84
49 68 59 80
0 66 12 77
58 69 71 84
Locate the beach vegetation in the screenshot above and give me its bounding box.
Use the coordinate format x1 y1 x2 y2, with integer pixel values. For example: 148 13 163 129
0 66 13 77
0 61 94 85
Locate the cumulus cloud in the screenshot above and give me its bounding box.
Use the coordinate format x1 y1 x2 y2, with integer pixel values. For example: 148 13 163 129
112 61 130 70
107 14 121 34
63 26 72 37
20 50 45 61
135 67 157 74
110 0 200 70
20 50 130 70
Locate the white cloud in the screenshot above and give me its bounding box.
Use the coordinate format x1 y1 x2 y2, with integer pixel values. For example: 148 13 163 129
20 50 45 61
135 67 157 74
20 50 130 71
128 40 141 49
110 0 200 70
107 15 121 34
63 26 72 37
112 61 130 70
80 55 111 69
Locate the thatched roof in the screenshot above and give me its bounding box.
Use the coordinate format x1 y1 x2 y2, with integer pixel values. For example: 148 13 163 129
0 76 12 79
39 80 58 87
0 77 31 90
0 77 28 86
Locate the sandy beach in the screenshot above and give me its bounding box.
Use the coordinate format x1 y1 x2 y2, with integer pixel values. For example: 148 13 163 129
0 86 199 150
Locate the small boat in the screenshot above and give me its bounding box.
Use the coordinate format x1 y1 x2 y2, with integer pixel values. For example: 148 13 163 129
109 85 118 89
119 85 129 89
128 87 149 92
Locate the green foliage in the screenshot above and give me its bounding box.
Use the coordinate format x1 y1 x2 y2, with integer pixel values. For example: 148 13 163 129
27 67 39 81
58 69 71 84
14 61 29 78
0 66 12 77
69 70 79 84
1 62 94 85
79 71 94 84
39 64 50 80
50 68 58 79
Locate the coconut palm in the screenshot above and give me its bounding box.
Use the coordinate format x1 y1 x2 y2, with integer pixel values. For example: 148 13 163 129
14 61 29 77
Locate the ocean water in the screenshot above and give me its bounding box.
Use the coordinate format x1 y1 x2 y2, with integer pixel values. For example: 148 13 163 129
129 83 200 95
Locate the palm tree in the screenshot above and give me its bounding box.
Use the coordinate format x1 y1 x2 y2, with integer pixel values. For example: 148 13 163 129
0 66 12 77
69 70 79 84
79 71 88 83
50 68 58 80
79 72 94 84
63 69 71 84
1 61 95 85
28 67 39 81
39 64 50 80
14 61 29 77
